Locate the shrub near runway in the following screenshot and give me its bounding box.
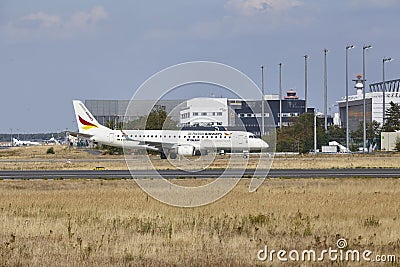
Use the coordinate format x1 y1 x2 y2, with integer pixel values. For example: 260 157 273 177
0 178 400 266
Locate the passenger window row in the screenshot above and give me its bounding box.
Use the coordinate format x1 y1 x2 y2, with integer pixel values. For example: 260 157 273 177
118 134 232 139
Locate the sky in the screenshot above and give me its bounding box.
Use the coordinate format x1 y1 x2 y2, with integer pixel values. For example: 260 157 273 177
0 0 399 133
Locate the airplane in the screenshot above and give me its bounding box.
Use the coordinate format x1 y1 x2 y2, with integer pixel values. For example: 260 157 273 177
72 100 269 159
12 138 41 146
44 136 61 145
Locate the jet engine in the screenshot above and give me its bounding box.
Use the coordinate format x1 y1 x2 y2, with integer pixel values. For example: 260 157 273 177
177 145 196 156
168 145 196 159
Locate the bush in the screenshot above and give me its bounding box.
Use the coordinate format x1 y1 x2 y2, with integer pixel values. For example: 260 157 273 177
395 138 400 152
46 147 55 154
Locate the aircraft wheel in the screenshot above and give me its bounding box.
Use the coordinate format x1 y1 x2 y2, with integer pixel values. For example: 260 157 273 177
200 149 208 156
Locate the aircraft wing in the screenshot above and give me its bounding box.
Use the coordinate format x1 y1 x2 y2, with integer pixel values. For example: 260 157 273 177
66 131 93 139
139 140 176 151
120 130 176 152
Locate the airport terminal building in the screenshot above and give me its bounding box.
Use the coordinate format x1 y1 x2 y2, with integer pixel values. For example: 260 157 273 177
85 90 310 136
337 78 400 131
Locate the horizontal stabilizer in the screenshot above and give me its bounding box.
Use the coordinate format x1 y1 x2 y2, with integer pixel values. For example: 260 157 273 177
67 131 93 139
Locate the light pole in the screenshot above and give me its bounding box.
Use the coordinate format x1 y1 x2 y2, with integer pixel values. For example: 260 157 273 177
304 55 308 113
382 57 393 128
362 45 372 153
324 48 329 131
314 109 317 153
279 63 283 129
10 128 13 147
345 45 354 151
261 65 265 137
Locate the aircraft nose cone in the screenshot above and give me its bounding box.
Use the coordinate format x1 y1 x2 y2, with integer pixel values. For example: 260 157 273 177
260 139 269 149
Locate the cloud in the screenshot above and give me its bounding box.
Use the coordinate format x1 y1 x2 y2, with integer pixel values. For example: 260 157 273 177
66 6 108 31
225 0 303 16
142 0 309 42
216 0 309 37
3 6 108 42
21 12 61 28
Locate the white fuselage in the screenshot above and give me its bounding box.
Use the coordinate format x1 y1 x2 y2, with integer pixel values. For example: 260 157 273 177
72 100 269 156
90 129 267 152
12 138 41 146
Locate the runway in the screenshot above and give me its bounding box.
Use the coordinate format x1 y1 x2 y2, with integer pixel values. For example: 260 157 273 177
0 168 399 179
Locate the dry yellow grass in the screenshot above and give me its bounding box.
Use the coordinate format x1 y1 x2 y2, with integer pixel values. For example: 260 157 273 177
1 146 400 170
0 146 96 159
0 179 399 266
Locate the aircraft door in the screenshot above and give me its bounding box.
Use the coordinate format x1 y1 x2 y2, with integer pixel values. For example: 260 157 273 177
231 132 248 152
109 133 115 143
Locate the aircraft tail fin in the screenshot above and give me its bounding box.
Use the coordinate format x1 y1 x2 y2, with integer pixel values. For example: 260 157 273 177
72 100 108 133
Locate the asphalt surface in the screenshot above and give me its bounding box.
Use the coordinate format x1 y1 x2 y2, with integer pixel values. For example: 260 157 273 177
0 168 399 179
